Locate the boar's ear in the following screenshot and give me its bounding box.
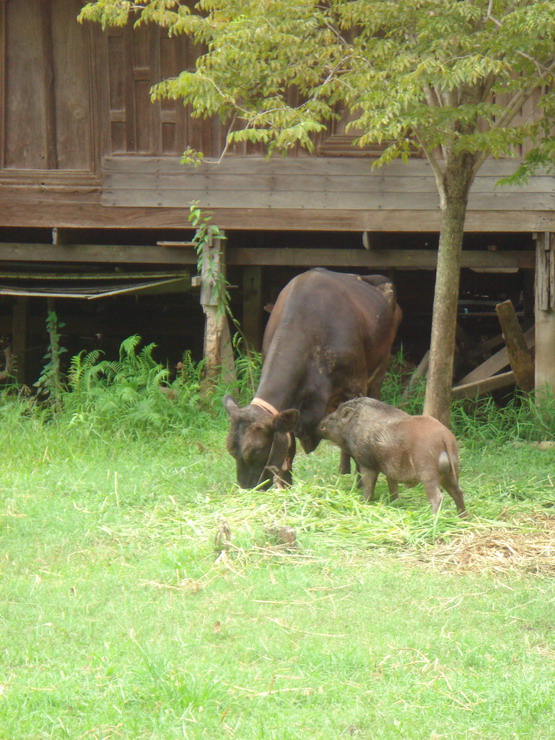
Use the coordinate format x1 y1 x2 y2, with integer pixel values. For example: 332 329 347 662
223 394 241 419
337 405 355 423
274 408 299 433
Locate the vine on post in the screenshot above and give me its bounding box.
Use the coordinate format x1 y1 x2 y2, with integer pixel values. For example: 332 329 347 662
188 203 236 387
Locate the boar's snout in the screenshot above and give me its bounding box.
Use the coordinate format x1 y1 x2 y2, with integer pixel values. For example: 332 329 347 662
317 417 332 438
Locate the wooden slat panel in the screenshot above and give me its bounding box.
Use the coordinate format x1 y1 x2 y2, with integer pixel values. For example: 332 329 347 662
101 156 555 212
103 155 543 177
102 172 555 195
103 187 553 211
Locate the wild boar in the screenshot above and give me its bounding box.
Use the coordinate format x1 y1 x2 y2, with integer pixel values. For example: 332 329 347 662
318 397 467 517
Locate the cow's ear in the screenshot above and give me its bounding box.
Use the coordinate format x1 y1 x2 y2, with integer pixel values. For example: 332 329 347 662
274 409 299 433
223 394 241 419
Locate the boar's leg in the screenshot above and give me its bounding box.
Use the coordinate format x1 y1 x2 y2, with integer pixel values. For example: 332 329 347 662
386 478 399 502
422 480 443 514
444 482 467 519
359 465 379 502
339 449 351 475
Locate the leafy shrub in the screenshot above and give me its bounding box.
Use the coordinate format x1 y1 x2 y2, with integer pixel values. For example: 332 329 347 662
63 335 210 437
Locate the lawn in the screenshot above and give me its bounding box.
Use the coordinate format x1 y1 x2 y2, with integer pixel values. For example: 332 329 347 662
1 400 554 739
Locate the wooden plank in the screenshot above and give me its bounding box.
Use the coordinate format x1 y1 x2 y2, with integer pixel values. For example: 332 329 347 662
0 243 197 266
12 297 29 385
242 266 263 351
451 370 515 400
227 248 535 269
103 185 553 211
456 326 535 386
102 169 555 195
495 300 535 392
4 0 48 168
402 350 429 399
1 201 554 232
40 0 57 169
0 1 5 169
534 232 555 400
0 243 533 269
52 0 94 170
102 155 552 178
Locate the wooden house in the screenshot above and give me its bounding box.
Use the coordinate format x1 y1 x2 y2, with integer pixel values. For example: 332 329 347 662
1 0 553 395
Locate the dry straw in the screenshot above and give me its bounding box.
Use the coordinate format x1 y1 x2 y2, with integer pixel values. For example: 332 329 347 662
402 513 555 575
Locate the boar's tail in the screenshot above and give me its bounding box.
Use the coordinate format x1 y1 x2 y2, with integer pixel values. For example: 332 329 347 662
438 442 458 482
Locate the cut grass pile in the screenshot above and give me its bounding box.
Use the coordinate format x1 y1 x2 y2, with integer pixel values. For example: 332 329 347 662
1 407 554 738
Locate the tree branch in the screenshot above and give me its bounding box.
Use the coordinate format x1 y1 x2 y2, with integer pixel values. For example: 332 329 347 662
486 7 554 75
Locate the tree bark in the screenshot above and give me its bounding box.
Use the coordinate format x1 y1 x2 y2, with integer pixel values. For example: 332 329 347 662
424 157 475 427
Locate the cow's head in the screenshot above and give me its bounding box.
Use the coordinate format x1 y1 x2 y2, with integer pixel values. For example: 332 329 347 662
223 395 299 489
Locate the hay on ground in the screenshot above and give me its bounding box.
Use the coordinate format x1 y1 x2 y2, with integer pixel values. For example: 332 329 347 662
405 513 555 575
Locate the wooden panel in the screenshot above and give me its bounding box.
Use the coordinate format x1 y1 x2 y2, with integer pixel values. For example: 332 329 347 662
102 156 555 213
3 0 94 171
1 200 554 232
0 2 4 169
100 23 221 157
52 0 94 169
107 33 127 153
4 0 49 168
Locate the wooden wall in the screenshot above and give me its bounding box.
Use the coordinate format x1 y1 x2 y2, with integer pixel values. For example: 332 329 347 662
0 0 553 234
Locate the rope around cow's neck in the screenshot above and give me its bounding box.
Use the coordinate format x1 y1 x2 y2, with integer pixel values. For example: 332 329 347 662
250 397 293 487
251 397 280 416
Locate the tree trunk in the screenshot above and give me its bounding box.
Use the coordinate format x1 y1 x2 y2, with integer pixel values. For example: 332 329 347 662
424 159 474 427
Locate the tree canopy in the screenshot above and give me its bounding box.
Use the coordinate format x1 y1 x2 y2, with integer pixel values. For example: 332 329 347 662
81 1 553 177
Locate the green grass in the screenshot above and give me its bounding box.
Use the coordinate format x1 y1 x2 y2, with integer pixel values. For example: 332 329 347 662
1 400 554 739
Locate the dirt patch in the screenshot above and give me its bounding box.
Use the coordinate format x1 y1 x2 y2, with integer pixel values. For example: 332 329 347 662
406 513 555 575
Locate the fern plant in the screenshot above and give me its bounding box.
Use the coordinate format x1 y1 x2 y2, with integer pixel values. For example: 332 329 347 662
64 336 212 437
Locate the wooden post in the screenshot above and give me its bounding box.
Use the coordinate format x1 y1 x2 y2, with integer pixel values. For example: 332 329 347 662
535 232 555 402
495 299 535 392
200 229 236 387
242 266 263 352
12 297 29 385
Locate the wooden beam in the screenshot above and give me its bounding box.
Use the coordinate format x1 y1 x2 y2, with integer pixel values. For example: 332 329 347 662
456 326 535 387
495 300 535 392
534 232 555 401
242 266 263 352
1 201 555 232
452 370 515 400
12 297 29 385
227 248 535 270
401 350 429 400
199 231 236 387
0 243 197 266
0 243 536 269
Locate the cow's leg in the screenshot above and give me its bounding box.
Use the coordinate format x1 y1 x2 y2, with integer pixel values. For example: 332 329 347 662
386 477 399 501
359 465 379 502
367 355 391 399
339 449 351 475
422 480 443 515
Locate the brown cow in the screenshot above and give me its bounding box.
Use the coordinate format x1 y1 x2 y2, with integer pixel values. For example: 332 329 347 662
224 268 402 489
